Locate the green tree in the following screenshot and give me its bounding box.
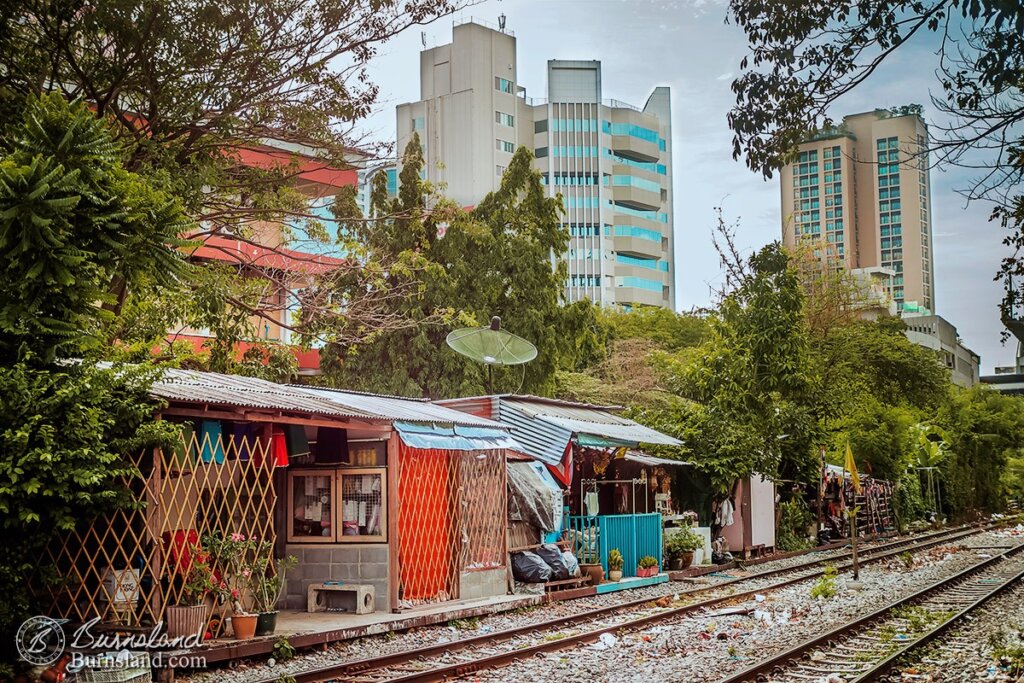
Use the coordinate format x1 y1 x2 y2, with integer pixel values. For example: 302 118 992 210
0 0 473 359
0 95 180 668
938 387 1024 516
726 0 1024 312
322 140 604 398
0 94 190 362
655 243 822 491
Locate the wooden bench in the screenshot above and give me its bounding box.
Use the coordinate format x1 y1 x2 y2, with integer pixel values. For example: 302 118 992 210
543 576 592 592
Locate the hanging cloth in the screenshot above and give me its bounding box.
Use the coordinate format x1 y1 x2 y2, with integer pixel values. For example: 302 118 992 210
231 422 257 461
284 424 310 459
199 420 225 464
716 497 735 527
271 426 289 467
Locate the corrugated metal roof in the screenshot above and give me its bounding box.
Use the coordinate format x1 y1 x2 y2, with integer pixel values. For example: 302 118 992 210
151 369 377 420
498 402 573 466
444 394 624 412
504 397 682 447
295 386 507 429
625 450 693 468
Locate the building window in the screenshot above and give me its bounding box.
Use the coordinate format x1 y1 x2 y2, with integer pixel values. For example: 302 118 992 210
495 76 514 93
495 111 514 127
412 116 425 131
496 165 506 177
496 139 515 153
535 146 549 158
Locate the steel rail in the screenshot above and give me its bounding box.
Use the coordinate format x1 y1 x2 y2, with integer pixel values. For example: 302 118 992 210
260 524 991 683
849 558 1024 682
715 542 1024 683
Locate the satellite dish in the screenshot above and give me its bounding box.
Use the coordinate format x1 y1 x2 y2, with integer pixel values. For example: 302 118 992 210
446 316 538 391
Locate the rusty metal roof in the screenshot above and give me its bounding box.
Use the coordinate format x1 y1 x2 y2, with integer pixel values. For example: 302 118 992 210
151 369 378 420
150 369 509 428
294 386 507 429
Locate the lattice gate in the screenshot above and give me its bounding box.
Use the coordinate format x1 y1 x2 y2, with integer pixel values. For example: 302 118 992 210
40 429 277 636
396 445 507 608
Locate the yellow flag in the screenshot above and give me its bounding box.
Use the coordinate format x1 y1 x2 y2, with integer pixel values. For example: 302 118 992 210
845 442 862 494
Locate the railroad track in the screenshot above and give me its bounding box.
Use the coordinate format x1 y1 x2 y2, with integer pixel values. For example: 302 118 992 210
254 524 995 683
716 541 1024 683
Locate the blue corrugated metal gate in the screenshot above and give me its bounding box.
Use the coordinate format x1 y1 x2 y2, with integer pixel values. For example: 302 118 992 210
566 513 662 576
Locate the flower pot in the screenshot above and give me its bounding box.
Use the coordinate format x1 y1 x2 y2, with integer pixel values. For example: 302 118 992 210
677 551 694 570
636 566 658 578
608 569 623 582
255 610 278 636
580 563 605 585
230 614 259 640
165 604 208 641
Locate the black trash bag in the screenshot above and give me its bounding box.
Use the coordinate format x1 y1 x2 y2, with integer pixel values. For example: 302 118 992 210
535 544 570 580
511 551 553 583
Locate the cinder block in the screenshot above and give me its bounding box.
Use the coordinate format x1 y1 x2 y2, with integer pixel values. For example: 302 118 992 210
359 562 387 581
330 564 357 581
303 563 331 583
304 549 332 563
332 548 359 564
359 547 388 564
307 582 375 614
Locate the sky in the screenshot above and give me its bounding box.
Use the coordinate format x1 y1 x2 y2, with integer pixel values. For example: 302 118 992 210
357 0 1014 372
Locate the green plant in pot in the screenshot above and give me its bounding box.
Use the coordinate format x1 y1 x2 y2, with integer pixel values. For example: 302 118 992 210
165 545 214 642
204 531 260 639
666 525 704 570
607 548 624 582
251 543 298 637
637 555 659 578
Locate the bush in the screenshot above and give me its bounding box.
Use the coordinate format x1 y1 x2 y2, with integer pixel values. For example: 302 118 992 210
666 526 704 556
777 497 813 551
638 555 659 569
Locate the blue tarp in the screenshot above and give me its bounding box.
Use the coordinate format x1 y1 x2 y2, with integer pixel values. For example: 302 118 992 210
394 421 520 452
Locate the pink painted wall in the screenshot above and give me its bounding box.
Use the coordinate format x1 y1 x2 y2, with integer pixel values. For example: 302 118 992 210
720 475 776 552
721 478 746 552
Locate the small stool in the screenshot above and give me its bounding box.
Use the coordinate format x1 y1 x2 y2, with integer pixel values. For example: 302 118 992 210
307 582 375 614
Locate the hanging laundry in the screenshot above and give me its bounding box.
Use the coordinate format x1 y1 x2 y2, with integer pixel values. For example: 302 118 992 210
716 497 735 527
316 427 349 464
284 424 310 459
199 421 225 464
231 422 257 461
271 426 289 467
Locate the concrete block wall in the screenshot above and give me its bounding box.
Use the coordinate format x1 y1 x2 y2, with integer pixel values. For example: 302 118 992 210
282 544 389 612
458 568 507 601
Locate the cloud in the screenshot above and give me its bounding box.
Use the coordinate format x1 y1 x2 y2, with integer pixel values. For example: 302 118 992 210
716 72 733 81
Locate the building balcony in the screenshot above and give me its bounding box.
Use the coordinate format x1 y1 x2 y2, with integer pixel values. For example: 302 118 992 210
610 135 659 162
612 212 662 232
614 285 667 308
611 184 662 211
614 234 664 259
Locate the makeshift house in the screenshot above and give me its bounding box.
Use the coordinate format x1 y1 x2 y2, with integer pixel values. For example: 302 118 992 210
715 475 777 558
439 395 683 578
40 370 515 634
819 463 894 539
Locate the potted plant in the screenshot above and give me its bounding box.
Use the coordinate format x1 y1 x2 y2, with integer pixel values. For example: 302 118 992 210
165 546 213 641
607 548 624 582
250 541 298 637
666 525 703 570
637 555 659 578
204 531 259 640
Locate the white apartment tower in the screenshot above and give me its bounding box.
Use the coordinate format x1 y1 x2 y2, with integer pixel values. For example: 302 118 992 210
397 20 675 309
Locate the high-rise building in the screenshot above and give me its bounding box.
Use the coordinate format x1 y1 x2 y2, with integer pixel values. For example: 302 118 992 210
780 108 936 312
396 20 674 309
